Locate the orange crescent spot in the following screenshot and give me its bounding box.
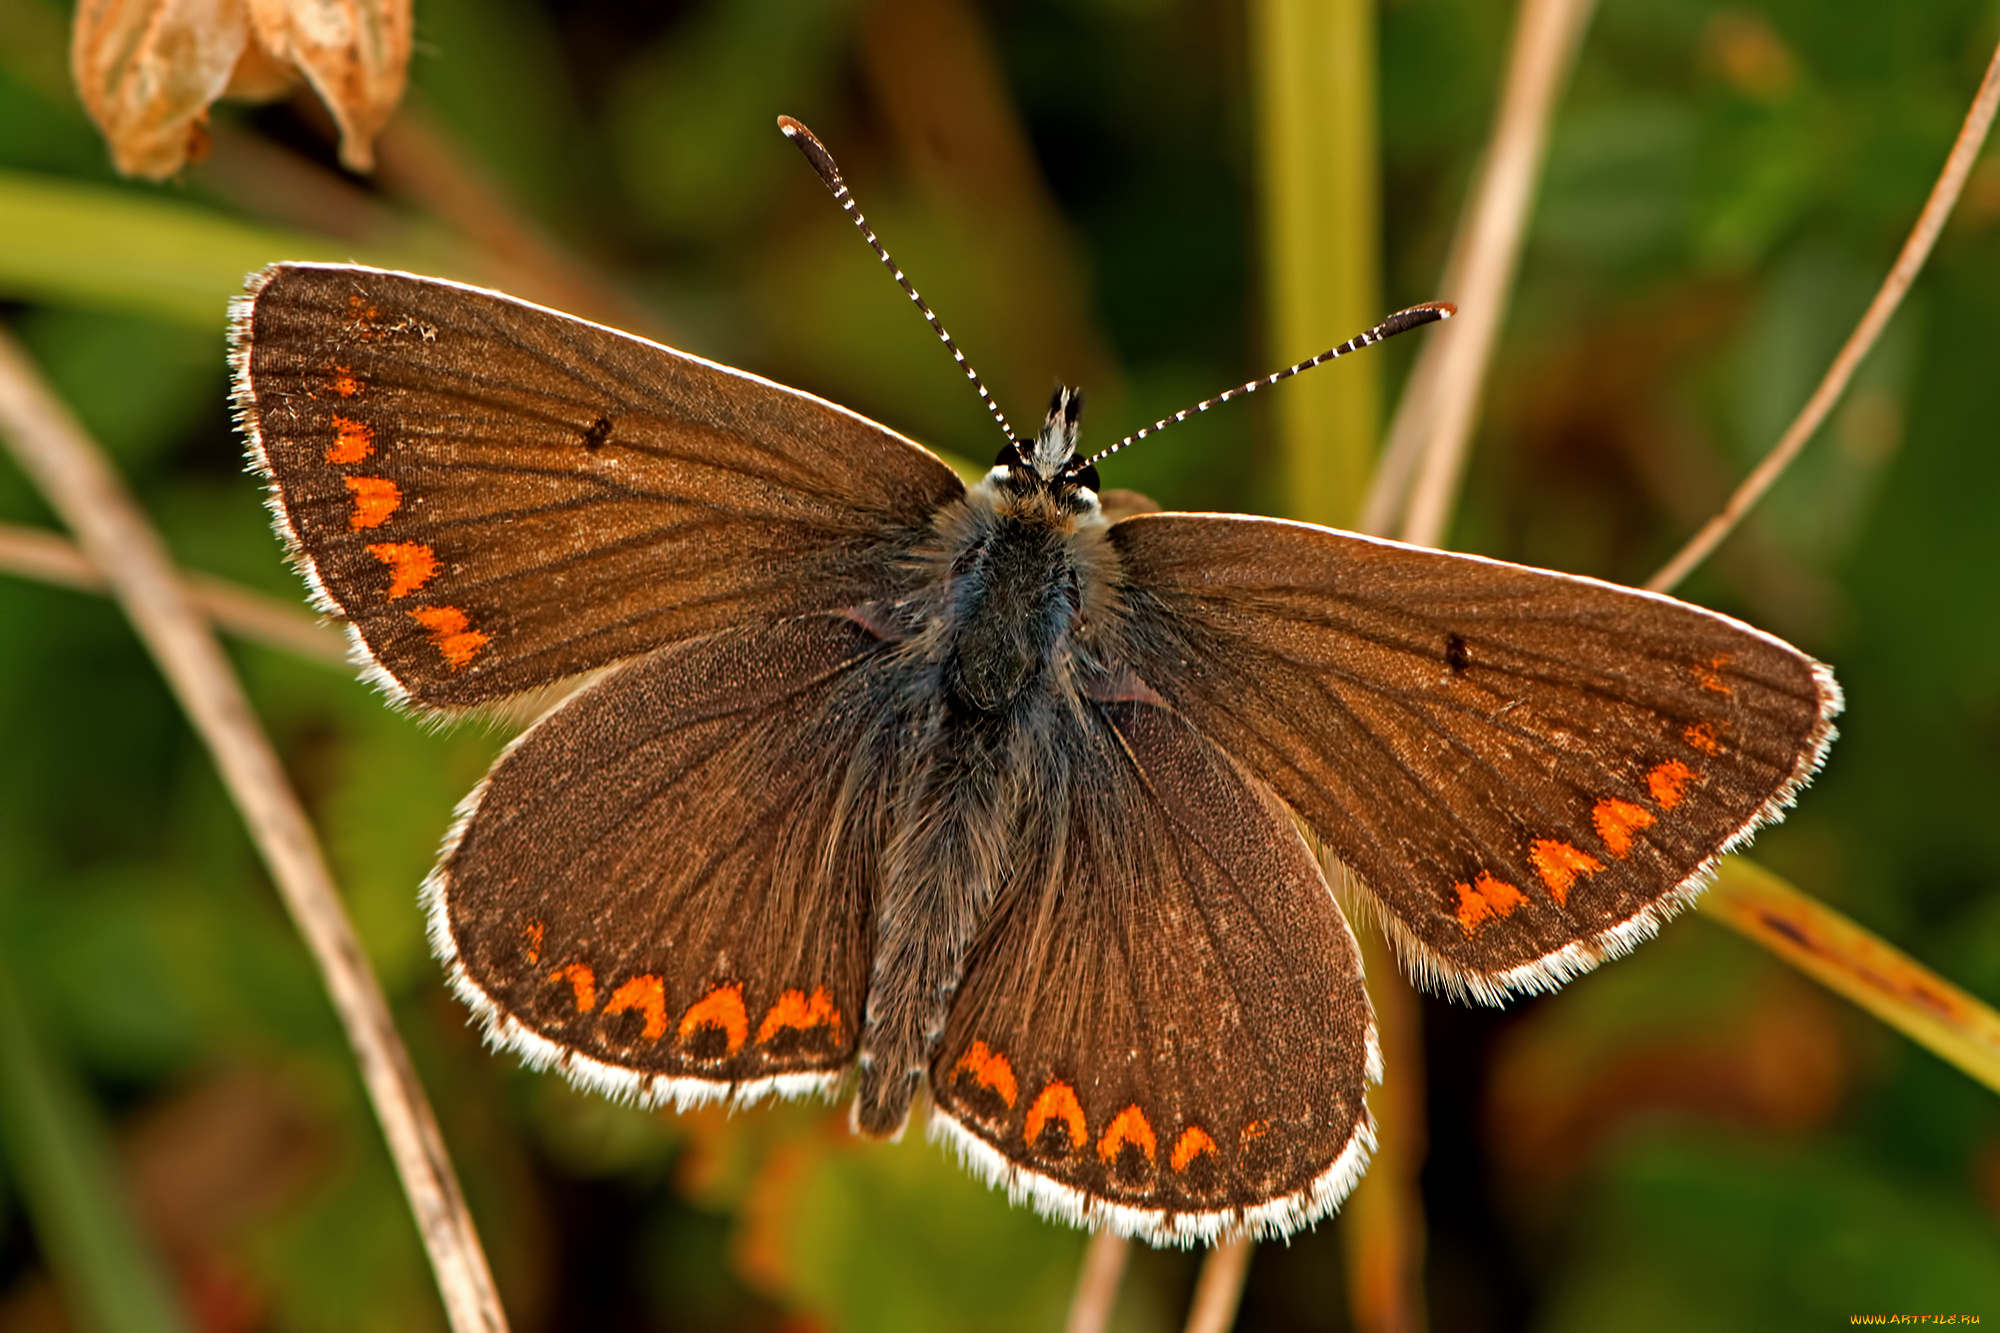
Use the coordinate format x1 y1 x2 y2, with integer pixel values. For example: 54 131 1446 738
367 542 439 598
408 606 490 669
1648 760 1697 810
343 475 400 529
1097 1105 1157 1167
1240 1119 1269 1143
755 987 844 1046
1529 840 1604 906
326 414 373 464
1024 1080 1087 1150
549 963 596 1013
1171 1126 1219 1172
330 365 363 397
346 295 382 336
603 974 667 1040
521 920 545 965
1692 653 1734 695
951 1040 1019 1108
1594 799 1656 857
1454 871 1528 936
679 984 748 1056
1684 721 1724 756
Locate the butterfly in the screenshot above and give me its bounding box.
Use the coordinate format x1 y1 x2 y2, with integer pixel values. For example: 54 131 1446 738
229 117 1839 1246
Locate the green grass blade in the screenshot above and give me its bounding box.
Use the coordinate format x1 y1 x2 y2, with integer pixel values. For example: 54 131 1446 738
1252 0 1382 527
0 946 192 1333
1703 857 2000 1096
0 170 401 328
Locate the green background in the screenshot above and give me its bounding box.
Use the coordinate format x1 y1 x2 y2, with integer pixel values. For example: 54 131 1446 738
1 0 1998 1328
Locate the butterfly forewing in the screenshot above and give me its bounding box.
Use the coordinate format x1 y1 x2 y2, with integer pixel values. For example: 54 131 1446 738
432 615 896 1105
231 263 962 709
929 695 1377 1244
1110 514 1839 1001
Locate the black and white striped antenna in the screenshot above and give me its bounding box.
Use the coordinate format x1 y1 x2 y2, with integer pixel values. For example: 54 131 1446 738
779 115 1020 449
1087 302 1455 466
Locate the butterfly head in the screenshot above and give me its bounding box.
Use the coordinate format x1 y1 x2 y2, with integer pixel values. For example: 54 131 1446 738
993 385 1100 502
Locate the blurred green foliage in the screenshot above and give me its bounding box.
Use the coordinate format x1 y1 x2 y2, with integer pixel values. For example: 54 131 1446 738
1 0 1999 1328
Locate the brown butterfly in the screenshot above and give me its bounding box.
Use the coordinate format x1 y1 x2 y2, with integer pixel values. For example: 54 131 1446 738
229 118 1839 1246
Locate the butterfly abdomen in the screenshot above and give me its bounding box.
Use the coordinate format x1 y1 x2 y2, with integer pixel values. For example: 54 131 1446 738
852 478 1123 1137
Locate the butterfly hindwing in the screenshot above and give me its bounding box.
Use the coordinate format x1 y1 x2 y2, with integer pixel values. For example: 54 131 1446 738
231 263 962 709
928 693 1376 1244
431 614 896 1105
1109 513 1840 1001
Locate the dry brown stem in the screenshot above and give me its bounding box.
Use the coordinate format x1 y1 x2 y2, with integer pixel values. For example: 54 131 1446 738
1646 36 2000 594
1338 925 1428 1333
0 329 507 1333
0 520 348 665
1371 0 1598 548
1063 1230 1131 1333
1183 1238 1254 1333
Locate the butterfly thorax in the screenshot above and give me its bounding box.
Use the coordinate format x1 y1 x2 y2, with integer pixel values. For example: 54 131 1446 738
886 384 1118 717
932 477 1108 715
852 404 1128 1137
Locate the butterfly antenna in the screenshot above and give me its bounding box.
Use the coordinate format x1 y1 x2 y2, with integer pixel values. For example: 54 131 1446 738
778 115 1020 448
1087 302 1456 466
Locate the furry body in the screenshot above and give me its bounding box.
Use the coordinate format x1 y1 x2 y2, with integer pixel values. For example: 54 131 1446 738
854 467 1121 1135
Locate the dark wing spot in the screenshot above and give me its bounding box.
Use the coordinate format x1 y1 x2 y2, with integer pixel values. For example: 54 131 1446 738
1105 1139 1154 1186
1445 632 1471 675
583 416 613 451
679 1023 733 1062
1029 1118 1079 1162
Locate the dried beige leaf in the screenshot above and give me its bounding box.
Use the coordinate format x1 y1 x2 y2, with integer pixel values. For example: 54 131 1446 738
224 23 301 101
246 0 409 172
72 0 258 180
70 0 409 180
